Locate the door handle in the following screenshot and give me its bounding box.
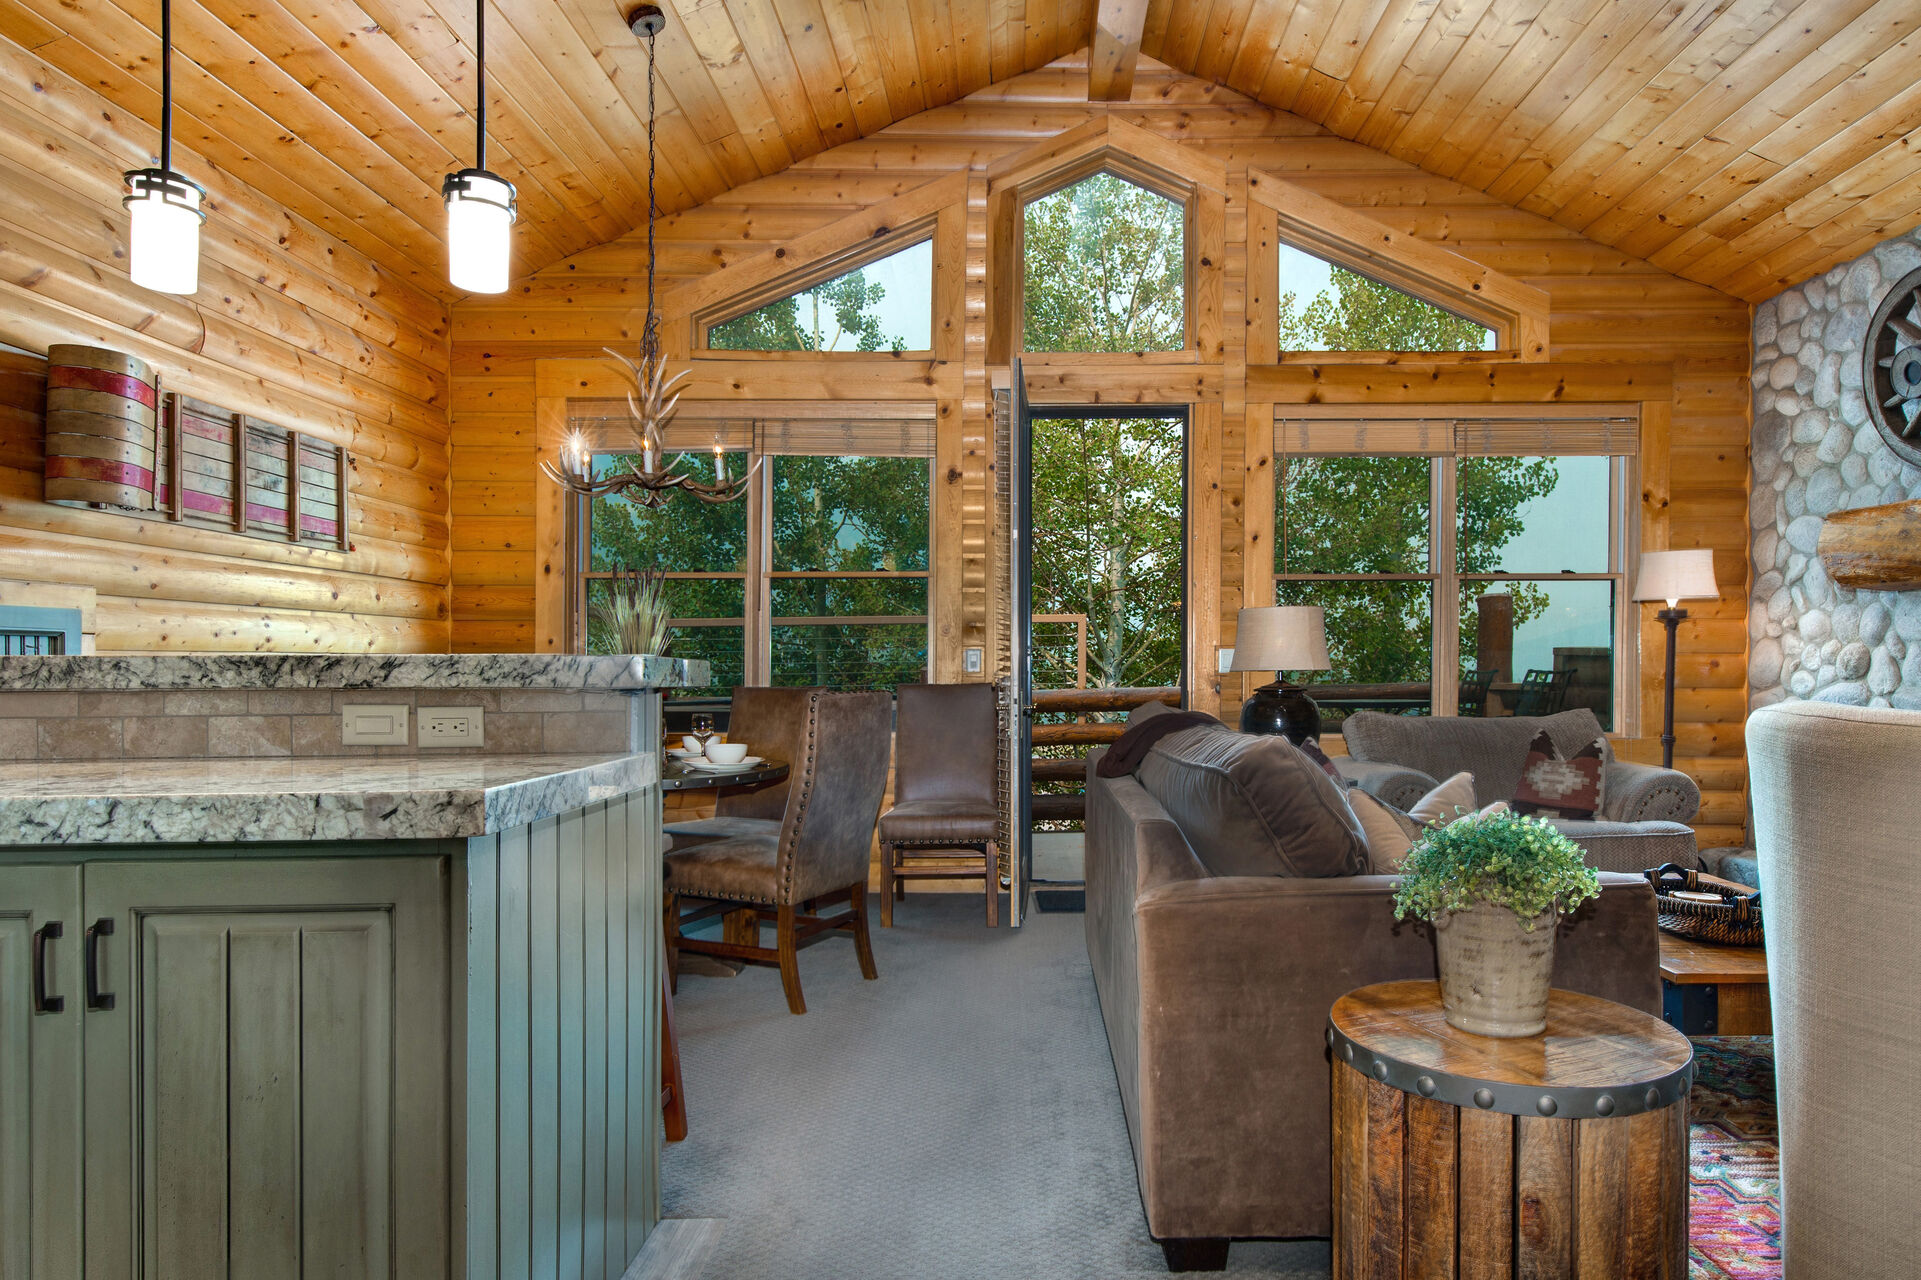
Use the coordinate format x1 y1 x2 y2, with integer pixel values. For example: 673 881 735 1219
32 920 64 1014
84 917 114 1011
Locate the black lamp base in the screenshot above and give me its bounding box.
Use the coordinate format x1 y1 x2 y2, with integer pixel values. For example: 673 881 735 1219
1239 680 1322 745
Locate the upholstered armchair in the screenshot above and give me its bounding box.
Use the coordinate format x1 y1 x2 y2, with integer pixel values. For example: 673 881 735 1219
665 690 894 1014
1335 707 1701 872
1751 700 1921 1280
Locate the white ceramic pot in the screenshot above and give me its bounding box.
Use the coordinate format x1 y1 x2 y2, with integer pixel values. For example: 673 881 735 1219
1431 902 1560 1038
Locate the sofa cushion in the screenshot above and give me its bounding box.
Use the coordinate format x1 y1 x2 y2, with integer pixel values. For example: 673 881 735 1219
1406 771 1477 828
1342 707 1613 808
1512 728 1607 819
1134 724 1368 878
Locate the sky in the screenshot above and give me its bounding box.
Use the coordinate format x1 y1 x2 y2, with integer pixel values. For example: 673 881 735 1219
1482 455 1614 678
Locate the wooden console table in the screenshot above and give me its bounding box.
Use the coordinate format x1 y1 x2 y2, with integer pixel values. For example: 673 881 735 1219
1658 933 1772 1035
1329 981 1694 1279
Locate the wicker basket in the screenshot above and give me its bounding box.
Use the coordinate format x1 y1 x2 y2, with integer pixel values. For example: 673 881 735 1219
1643 863 1764 947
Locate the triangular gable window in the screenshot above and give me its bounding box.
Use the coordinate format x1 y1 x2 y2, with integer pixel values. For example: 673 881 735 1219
1024 171 1186 353
1278 241 1494 352
706 239 932 353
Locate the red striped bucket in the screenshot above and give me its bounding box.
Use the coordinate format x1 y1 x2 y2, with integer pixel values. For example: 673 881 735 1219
43 345 157 509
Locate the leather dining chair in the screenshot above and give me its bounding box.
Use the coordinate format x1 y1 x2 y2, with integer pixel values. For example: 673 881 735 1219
878 682 1002 927
664 690 892 1014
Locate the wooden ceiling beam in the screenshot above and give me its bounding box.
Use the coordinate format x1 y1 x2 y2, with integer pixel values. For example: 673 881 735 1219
1089 0 1150 101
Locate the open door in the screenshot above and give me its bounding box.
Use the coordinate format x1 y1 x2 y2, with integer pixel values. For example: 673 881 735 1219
1007 357 1034 926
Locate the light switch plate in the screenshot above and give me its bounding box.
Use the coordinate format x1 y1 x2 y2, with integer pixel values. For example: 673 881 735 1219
420 706 484 747
963 647 983 674
1217 647 1235 674
342 703 409 746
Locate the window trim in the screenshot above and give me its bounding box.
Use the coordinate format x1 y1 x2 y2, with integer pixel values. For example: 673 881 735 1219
692 222 939 359
573 446 934 691
1272 411 1642 735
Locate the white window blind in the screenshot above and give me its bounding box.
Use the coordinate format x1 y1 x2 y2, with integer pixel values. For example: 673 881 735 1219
1276 415 1638 457
570 401 933 457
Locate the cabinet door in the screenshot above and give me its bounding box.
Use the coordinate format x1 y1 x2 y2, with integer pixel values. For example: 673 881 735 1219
0 865 83 1280
82 858 449 1280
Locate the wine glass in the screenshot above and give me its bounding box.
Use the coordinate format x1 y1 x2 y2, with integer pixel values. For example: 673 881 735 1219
689 712 715 759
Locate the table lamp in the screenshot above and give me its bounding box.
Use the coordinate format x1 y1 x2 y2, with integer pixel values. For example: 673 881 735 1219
1230 606 1331 744
1633 549 1718 768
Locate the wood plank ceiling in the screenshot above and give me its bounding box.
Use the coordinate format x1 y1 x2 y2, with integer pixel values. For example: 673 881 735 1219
3 0 1915 303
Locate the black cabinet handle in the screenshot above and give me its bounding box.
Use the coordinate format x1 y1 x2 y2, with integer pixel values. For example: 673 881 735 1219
84 917 114 1011
32 920 64 1014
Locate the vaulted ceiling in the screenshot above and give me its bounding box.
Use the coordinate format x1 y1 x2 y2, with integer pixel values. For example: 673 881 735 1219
5 0 1915 303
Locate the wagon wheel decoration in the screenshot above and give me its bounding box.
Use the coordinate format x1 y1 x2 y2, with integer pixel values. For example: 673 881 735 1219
1866 266 1921 468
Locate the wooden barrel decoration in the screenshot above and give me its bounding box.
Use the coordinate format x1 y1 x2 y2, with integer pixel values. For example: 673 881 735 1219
43 344 158 510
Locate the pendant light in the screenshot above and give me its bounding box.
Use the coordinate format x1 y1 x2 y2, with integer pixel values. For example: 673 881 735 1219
123 0 206 295
539 5 756 508
442 0 517 293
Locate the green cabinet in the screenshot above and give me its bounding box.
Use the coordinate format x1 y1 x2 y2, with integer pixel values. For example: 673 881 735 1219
0 866 84 1280
2 857 450 1280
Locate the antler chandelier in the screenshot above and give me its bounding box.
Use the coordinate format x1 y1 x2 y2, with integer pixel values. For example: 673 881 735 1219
539 4 754 508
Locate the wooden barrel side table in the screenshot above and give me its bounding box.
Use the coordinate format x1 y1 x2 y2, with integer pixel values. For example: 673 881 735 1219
1328 981 1695 1280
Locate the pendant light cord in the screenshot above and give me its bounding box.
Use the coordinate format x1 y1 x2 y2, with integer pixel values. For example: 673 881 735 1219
474 0 487 172
159 0 172 173
642 27 659 365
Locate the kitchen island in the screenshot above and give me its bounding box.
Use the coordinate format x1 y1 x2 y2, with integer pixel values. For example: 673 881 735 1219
0 653 705 1280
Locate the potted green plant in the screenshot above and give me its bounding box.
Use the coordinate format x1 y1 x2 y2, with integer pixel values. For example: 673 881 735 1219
589 567 674 658
1392 809 1601 1038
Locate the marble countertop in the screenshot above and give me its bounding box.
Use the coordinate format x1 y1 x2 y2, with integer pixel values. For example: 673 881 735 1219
0 752 658 845
0 653 710 692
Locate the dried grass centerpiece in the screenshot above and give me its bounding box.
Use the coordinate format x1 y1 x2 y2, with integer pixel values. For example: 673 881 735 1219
590 567 674 657
1393 810 1601 1038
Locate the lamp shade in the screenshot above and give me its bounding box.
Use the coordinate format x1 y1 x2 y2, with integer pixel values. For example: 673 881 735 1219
1229 606 1330 672
124 169 205 295
1633 549 1718 606
443 169 517 294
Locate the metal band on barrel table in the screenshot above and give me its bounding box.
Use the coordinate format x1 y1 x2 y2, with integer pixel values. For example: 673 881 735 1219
1328 980 1695 1280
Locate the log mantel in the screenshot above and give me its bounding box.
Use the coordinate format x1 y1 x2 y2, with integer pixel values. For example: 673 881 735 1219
1818 499 1921 591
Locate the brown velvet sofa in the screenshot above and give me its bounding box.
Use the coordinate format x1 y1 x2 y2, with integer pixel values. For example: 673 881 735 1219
1084 748 1664 1271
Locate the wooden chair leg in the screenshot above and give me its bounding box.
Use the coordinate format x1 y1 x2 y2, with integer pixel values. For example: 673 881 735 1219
984 842 998 928
775 904 806 1015
879 840 895 928
723 906 759 949
659 941 688 1143
849 880 879 981
663 891 681 994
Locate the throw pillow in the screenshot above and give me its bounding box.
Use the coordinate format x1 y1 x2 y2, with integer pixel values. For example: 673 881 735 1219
1296 736 1345 782
1407 771 1478 829
1350 789 1424 873
1512 730 1606 819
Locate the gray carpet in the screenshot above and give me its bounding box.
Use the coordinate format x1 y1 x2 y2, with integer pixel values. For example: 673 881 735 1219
663 894 1330 1279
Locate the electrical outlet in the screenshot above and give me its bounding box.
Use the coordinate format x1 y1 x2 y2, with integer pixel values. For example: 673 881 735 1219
342 704 409 746
1218 647 1236 674
963 647 983 674
420 707 484 747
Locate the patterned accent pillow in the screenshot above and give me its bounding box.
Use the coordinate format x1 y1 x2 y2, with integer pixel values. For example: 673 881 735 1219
1512 729 1606 819
1296 736 1346 783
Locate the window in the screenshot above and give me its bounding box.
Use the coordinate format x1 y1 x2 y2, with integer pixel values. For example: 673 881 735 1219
579 415 932 694
705 239 933 353
1023 171 1186 352
1274 417 1634 730
1278 241 1495 352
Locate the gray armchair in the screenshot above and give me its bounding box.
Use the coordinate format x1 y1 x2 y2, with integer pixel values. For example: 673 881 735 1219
1335 707 1699 872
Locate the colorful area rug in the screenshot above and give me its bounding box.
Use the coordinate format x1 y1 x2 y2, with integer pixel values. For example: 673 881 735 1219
1690 1036 1780 1279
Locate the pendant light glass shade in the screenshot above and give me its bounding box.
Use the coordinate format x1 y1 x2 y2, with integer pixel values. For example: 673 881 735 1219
442 168 516 294
123 168 206 294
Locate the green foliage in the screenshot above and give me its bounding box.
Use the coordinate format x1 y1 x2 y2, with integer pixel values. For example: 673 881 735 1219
1024 172 1185 352
708 262 911 353
1279 263 1493 352
588 567 673 658
1392 810 1601 926
1276 455 1560 685
1029 415 1184 691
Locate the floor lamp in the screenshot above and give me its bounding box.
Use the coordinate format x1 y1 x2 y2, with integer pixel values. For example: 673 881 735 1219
1633 550 1719 769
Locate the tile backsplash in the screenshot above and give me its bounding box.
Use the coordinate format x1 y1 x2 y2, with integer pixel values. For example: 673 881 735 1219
0 688 644 761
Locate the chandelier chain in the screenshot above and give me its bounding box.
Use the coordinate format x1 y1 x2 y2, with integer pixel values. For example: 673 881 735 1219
643 25 660 366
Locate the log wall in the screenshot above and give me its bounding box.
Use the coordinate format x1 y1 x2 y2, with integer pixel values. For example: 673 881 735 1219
454 54 1751 845
0 34 451 654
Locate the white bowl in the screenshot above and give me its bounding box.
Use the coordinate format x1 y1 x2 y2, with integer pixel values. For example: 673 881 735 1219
681 735 704 753
706 741 749 765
